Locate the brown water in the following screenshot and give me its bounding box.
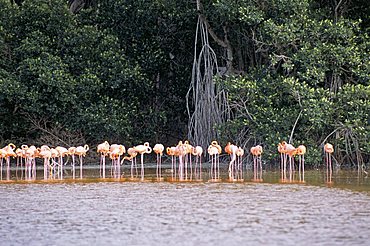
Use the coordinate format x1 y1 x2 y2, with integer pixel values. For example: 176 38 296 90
1 167 370 245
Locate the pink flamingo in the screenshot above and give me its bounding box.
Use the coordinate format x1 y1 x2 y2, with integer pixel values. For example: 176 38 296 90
296 145 306 182
183 141 194 180
250 145 263 182
122 147 138 179
192 146 203 180
56 146 68 179
166 146 179 180
25 145 37 180
109 144 125 178
208 141 221 180
176 141 187 180
0 148 6 180
68 147 77 179
153 144 164 180
75 145 89 179
324 143 334 183
38 145 52 180
2 144 16 180
50 148 59 179
226 143 238 180
278 142 287 181
15 147 25 179
284 143 296 182
236 147 245 180
133 142 152 180
97 141 110 178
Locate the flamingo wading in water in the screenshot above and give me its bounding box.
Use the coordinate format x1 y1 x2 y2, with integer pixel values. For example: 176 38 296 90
97 141 110 178
208 141 221 181
133 142 152 180
153 144 164 180
324 143 334 183
251 145 263 182
296 145 306 182
75 145 89 179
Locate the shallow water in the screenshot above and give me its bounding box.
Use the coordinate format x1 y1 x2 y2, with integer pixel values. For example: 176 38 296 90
1 166 370 245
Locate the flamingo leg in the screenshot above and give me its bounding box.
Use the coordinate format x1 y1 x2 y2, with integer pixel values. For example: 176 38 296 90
326 153 329 182
80 155 83 179
185 154 188 180
302 155 305 182
134 157 138 177
44 158 47 180
61 156 64 180
240 156 243 180
253 156 256 181
32 158 36 180
156 154 159 178
140 154 144 181
259 156 263 181
283 154 287 181
6 157 10 180
199 156 202 180
298 156 301 182
16 157 19 180
0 158 3 180
189 155 192 180
289 156 292 182
210 156 213 180
280 153 283 180
100 155 102 177
103 155 106 179
329 153 332 183
21 157 23 179
72 155 75 179
157 154 162 179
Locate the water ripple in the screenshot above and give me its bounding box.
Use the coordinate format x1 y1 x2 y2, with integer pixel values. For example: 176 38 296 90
0 182 369 245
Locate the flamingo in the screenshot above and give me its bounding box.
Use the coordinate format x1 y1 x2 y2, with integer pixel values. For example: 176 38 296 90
38 146 52 180
75 145 89 179
278 142 287 181
50 148 59 179
236 146 245 180
153 144 164 180
109 144 125 178
175 141 187 180
133 142 152 180
68 147 77 179
251 145 262 182
208 141 221 180
21 145 30 179
192 145 203 180
122 147 138 179
183 141 193 180
15 147 25 179
25 145 38 180
285 143 297 182
296 145 306 182
166 146 179 180
97 141 110 178
2 143 16 180
56 146 68 179
324 143 334 183
226 142 238 180
0 148 6 180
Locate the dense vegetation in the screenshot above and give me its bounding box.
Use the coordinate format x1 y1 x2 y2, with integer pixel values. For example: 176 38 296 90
0 0 369 167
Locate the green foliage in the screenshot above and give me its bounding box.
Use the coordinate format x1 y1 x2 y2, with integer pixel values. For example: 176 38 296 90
216 0 369 166
0 0 368 168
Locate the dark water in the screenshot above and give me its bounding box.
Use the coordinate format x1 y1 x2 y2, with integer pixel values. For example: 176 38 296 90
1 167 370 245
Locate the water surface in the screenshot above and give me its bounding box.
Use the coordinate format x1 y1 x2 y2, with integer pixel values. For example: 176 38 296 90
1 169 370 245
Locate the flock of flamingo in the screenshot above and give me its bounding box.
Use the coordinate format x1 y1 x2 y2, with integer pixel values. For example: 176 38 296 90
0 140 335 183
